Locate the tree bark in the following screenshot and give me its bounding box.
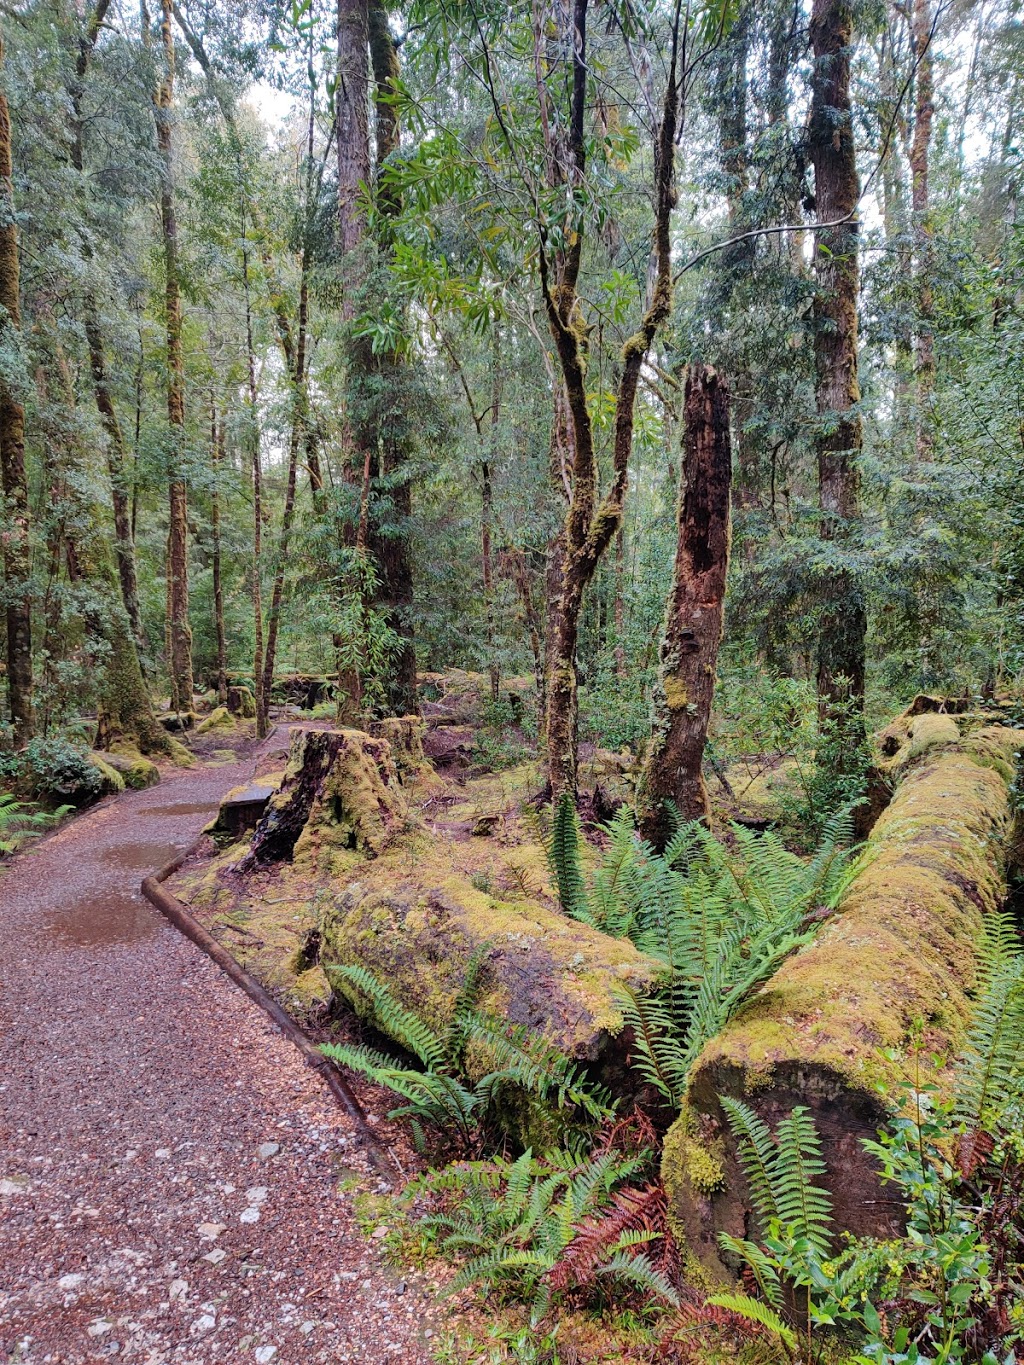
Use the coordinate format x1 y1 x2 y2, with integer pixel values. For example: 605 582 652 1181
157 0 193 714
809 0 866 726
0 39 33 744
636 366 732 849
910 0 935 463
541 0 678 800
241 239 266 737
210 395 228 706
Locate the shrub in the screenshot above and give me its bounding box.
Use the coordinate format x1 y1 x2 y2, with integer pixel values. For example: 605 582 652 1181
15 737 105 801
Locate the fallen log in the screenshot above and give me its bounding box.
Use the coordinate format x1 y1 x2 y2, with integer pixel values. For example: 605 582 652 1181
664 724 1022 1279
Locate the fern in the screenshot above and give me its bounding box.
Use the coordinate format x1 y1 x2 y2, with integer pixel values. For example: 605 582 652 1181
322 961 614 1151
704 1291 798 1355
953 913 1024 1162
546 792 592 922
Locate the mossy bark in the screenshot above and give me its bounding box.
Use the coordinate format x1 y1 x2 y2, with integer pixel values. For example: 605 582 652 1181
637 365 732 846
0 41 33 744
810 0 866 742
239 726 407 869
664 724 1022 1261
156 1 194 715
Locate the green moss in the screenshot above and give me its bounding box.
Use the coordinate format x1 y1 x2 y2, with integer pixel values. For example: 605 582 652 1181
87 753 125 793
663 675 689 710
196 706 237 734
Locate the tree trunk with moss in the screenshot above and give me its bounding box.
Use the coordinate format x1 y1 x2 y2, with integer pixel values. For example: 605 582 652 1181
157 0 193 715
910 0 935 464
210 395 228 705
542 0 678 800
637 366 732 848
0 39 33 745
810 0 865 743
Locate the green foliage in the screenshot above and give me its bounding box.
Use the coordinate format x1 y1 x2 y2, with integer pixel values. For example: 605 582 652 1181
8 738 103 802
321 957 614 1152
405 1145 674 1327
0 791 70 856
547 799 861 1106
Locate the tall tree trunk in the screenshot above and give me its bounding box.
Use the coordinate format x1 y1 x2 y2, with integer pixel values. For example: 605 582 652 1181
636 366 732 848
542 0 677 800
613 526 626 679
0 39 33 744
157 0 193 714
210 395 228 706
809 0 866 731
482 326 501 703
241 241 266 736
910 0 935 463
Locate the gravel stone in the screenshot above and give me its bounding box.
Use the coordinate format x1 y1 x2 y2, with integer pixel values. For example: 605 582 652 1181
0 729 435 1363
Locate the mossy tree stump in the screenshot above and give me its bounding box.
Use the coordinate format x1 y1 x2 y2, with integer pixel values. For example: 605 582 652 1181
664 724 1022 1274
239 727 407 869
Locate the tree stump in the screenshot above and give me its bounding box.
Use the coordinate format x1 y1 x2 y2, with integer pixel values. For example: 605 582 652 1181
238 728 406 869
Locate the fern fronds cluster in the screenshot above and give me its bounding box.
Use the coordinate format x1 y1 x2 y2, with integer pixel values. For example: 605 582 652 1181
405 1147 677 1325
544 797 861 1106
322 958 614 1152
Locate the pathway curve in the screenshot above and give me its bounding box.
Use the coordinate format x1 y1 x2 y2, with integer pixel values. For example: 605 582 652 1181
0 731 436 1365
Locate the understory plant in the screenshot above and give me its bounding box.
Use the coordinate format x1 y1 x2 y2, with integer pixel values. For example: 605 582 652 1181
321 956 614 1153
547 798 863 1107
405 1140 678 1327
0 791 70 856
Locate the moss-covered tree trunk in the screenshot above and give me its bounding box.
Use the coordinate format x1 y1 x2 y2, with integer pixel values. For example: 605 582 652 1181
0 39 33 745
157 0 193 715
809 0 865 740
210 394 228 706
910 0 935 464
637 366 732 847
810 0 863 702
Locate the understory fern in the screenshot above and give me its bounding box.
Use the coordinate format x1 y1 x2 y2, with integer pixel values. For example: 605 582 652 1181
405 1145 678 1325
321 956 614 1151
546 796 862 1106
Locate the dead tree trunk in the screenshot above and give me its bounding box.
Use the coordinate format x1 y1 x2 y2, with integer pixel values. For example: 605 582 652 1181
157 0 193 714
637 366 732 848
809 0 866 735
0 39 33 744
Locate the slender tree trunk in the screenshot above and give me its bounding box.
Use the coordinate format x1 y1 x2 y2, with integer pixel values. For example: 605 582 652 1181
210 396 228 706
809 0 866 730
613 527 626 679
157 0 193 714
0 39 33 744
241 241 266 736
542 0 677 799
910 0 935 463
637 366 732 848
482 326 501 702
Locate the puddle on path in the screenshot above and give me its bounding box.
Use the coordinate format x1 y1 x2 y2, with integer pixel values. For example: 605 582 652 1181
43 891 160 947
143 802 218 818
98 842 183 871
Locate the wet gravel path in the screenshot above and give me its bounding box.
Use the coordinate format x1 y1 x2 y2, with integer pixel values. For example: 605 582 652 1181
0 733 436 1365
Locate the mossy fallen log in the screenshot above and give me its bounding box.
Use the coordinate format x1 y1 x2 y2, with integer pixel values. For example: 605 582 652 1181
664 724 1022 1277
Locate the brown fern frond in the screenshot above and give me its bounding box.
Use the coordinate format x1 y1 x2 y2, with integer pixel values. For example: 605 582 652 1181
956 1127 995 1179
548 1183 667 1292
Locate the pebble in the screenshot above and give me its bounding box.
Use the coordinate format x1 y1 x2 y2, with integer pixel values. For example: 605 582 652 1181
240 1206 261 1224
57 1273 84 1290
87 1320 113 1338
257 1142 280 1160
0 1176 30 1195
198 1222 227 1241
203 1249 228 1265
254 1348 277 1363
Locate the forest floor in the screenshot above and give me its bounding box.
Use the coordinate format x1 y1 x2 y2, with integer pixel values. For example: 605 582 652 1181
0 724 441 1365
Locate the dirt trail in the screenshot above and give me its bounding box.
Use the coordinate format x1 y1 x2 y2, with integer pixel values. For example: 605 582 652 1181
0 730 436 1365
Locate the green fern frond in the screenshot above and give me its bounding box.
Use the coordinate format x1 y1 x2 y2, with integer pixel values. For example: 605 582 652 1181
594 1250 680 1306
327 962 447 1069
547 792 592 922
615 986 690 1107
705 1291 798 1353
720 1097 784 1230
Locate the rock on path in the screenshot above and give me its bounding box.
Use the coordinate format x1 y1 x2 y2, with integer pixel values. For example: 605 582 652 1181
0 734 435 1364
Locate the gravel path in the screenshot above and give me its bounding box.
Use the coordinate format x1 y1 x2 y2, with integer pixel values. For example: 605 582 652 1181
0 732 437 1365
